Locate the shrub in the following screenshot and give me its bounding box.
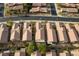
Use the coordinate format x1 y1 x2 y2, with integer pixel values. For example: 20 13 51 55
27 41 36 55
37 43 46 55
6 19 13 27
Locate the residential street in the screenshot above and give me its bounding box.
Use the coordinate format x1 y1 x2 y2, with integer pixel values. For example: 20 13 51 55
0 15 79 22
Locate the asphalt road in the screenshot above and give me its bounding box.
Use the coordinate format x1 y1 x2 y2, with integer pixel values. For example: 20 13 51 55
0 15 79 22
0 3 78 22
50 4 57 15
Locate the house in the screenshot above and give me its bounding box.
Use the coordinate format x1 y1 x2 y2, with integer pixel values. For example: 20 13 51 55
30 3 48 13
11 23 20 30
65 24 78 43
6 3 22 7
9 5 23 10
76 4 79 7
74 24 79 34
60 3 76 7
59 51 70 56
40 7 48 13
68 29 79 42
0 24 9 43
2 50 10 56
31 51 41 56
6 3 23 10
14 50 20 56
35 29 45 42
46 50 56 56
22 29 32 41
60 3 70 7
70 49 79 56
10 30 20 41
60 8 78 13
56 22 68 43
57 28 68 43
32 3 42 7
5 3 26 16
23 22 29 30
35 22 45 43
20 48 26 56
22 23 32 42
5 3 15 7
32 3 46 7
30 7 40 13
0 53 2 56
14 48 26 56
55 22 61 30
46 22 57 44
69 4 76 7
64 23 71 30
30 7 48 13
10 23 20 41
35 22 41 30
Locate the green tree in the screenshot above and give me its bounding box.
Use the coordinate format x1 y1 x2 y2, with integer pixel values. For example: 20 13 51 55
27 41 36 55
6 19 13 27
27 3 32 12
37 43 46 55
23 3 32 13
8 41 17 53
